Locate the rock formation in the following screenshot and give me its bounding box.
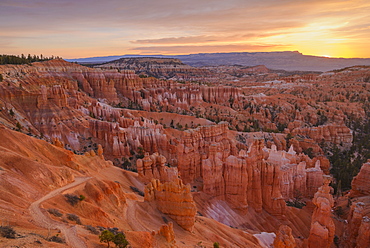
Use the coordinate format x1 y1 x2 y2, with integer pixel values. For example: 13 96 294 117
356 216 370 248
97 144 104 159
2 59 370 247
175 122 232 184
95 57 211 82
350 160 370 197
223 153 249 208
144 178 197 231
137 152 178 183
273 225 296 248
158 222 176 245
345 160 370 247
291 124 353 147
306 160 324 198
308 175 335 248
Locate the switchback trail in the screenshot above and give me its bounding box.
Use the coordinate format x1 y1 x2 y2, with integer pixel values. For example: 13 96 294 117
29 177 91 248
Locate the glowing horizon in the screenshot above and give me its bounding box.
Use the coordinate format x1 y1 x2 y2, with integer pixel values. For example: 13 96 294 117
1 0 369 59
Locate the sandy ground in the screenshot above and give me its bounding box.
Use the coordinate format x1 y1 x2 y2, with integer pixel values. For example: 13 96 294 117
28 177 91 248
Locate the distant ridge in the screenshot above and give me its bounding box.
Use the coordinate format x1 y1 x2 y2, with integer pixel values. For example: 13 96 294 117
66 54 166 63
66 51 370 71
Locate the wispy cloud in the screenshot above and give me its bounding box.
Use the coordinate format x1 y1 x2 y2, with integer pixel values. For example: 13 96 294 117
130 43 289 54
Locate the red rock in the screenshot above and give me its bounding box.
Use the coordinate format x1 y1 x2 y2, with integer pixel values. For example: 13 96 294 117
224 153 248 208
202 143 225 197
291 124 353 147
144 178 197 231
350 160 370 197
137 152 178 183
97 144 104 159
356 216 370 248
345 160 370 247
306 160 324 198
158 222 176 244
347 202 366 247
176 122 231 184
308 175 335 248
273 225 297 248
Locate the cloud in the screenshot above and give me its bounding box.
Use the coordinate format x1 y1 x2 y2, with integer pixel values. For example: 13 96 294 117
130 43 289 55
132 36 220 45
131 34 266 45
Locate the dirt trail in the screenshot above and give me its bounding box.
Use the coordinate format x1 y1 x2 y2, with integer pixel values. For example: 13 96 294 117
29 177 91 248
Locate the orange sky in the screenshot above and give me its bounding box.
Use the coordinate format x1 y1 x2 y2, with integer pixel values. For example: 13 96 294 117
0 0 369 59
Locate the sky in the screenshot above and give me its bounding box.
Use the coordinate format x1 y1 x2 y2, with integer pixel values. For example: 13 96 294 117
1 0 369 59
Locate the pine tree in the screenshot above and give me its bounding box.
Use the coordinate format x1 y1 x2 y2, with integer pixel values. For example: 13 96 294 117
113 233 129 248
99 230 114 248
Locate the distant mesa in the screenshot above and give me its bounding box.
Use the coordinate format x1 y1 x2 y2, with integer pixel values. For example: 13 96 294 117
67 51 370 72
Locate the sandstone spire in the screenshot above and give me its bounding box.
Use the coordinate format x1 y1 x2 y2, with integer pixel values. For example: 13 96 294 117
144 178 197 231
308 175 335 248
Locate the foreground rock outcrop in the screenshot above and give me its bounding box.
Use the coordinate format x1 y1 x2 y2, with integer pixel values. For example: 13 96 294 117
0 123 265 248
144 178 197 231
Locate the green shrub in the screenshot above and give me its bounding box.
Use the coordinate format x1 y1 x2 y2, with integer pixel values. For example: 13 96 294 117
334 206 344 217
99 230 114 247
0 226 16 239
16 122 22 131
85 225 100 235
99 229 129 248
130 186 144 196
49 235 64 243
113 232 129 248
67 213 81 225
286 199 306 209
47 208 63 217
64 194 80 206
